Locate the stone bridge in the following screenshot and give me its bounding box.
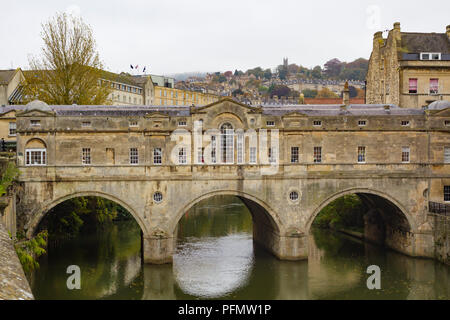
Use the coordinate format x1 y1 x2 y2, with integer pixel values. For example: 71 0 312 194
12 98 450 263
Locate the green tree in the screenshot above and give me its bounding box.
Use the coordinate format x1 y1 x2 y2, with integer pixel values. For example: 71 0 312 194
23 12 111 105
301 89 318 98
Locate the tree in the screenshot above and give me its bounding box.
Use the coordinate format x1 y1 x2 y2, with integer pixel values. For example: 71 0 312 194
302 89 318 98
269 85 290 98
311 66 322 79
324 58 343 78
23 12 111 105
316 87 339 98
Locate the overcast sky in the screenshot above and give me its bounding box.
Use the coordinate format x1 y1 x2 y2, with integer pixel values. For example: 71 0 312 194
1 0 449 75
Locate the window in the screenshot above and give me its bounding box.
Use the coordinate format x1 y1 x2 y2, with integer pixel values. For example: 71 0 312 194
402 147 410 163
289 191 299 201
130 148 138 164
9 122 16 136
291 147 299 163
30 120 40 127
444 186 450 202
314 147 322 163
220 123 234 164
25 149 46 166
444 147 450 163
153 192 163 203
445 120 450 127
178 147 187 164
178 120 187 126
313 120 322 127
268 147 277 163
266 121 275 127
401 120 410 126
421 52 441 61
153 148 162 164
81 121 91 127
211 136 217 163
129 121 138 127
358 120 367 127
237 133 244 164
197 147 204 164
358 146 366 163
82 148 91 165
249 147 257 164
408 78 417 94
430 79 439 94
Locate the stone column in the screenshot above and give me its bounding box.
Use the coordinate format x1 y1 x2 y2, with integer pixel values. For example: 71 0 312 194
143 233 175 264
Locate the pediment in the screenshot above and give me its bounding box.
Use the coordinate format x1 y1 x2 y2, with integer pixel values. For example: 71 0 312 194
144 112 170 119
282 111 308 118
16 109 55 117
0 110 17 118
429 108 450 117
193 97 262 114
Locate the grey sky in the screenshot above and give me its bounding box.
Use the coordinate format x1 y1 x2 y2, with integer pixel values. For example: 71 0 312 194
1 0 449 75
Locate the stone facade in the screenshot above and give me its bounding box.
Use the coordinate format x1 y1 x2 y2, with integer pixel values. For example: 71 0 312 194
366 23 450 108
12 98 450 264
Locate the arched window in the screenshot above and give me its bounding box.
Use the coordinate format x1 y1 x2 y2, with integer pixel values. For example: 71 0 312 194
25 138 47 166
220 123 234 164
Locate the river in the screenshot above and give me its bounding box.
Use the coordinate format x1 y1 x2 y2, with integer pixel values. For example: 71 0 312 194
32 196 450 300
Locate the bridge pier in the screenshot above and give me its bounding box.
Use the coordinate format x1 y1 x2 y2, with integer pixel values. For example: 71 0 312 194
143 235 176 264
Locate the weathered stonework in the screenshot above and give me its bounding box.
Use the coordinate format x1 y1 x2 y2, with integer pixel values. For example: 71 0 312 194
0 222 33 300
12 98 450 263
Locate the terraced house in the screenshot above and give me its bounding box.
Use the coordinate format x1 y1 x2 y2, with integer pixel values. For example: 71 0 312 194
366 23 450 108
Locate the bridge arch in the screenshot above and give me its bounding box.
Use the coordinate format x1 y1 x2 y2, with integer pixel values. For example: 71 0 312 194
306 187 416 234
26 191 147 238
169 189 284 236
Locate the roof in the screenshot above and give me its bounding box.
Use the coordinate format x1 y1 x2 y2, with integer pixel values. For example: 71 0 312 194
0 70 17 85
9 103 427 117
401 32 450 54
100 70 143 87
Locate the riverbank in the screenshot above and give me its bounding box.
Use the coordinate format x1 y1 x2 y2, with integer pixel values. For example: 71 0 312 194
0 222 34 300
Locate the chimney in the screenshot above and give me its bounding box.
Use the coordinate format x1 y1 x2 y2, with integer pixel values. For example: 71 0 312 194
342 81 350 106
393 22 401 41
447 25 450 39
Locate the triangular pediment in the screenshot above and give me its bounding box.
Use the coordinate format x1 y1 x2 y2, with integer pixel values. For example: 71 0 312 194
282 111 308 118
0 110 17 118
429 108 450 117
193 97 262 113
16 109 55 117
144 112 170 119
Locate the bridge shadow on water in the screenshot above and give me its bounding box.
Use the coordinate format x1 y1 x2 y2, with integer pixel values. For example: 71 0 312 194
31 195 450 300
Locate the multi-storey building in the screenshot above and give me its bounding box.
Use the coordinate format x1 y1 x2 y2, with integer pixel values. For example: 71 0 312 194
366 23 450 108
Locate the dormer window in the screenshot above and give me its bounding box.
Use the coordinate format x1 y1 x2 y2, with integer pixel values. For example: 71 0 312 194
401 120 410 127
420 52 441 60
313 120 322 127
266 121 275 127
129 121 138 127
178 120 187 127
358 120 367 126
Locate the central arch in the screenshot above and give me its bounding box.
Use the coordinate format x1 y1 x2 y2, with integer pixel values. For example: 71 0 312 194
26 190 147 238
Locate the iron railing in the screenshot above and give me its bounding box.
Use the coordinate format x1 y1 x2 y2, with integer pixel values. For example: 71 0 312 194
429 201 450 216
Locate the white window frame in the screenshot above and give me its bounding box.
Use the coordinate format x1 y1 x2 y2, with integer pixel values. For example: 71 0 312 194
401 120 410 127
444 147 450 164
401 147 410 163
268 147 277 164
129 148 139 165
266 121 275 127
291 146 299 163
25 148 46 166
249 146 257 164
357 146 366 163
178 120 187 127
81 121 91 128
81 148 91 165
8 122 16 136
358 120 367 127
178 147 187 164
153 148 162 165
129 121 139 127
420 52 441 61
313 120 322 127
30 120 41 127
237 132 244 164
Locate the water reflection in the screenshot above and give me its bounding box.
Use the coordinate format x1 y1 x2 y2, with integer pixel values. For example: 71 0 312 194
32 196 450 300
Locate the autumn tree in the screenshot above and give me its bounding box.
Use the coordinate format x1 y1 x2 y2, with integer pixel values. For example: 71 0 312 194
23 12 111 105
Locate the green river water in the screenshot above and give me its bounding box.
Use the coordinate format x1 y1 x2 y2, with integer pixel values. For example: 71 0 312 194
32 196 450 300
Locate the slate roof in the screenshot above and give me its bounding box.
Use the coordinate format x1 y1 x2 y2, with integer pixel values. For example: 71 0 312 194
0 70 17 85
401 32 450 54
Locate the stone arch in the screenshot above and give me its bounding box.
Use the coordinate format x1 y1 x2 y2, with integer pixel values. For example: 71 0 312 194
169 189 284 236
305 187 416 234
25 137 47 148
26 191 147 238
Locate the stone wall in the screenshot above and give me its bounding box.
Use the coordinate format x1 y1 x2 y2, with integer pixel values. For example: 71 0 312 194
0 222 33 300
434 214 450 265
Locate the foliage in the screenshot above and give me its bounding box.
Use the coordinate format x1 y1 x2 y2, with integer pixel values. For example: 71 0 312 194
313 194 366 231
268 84 291 98
22 12 111 105
41 197 119 239
316 87 339 98
0 162 20 197
15 230 48 275
232 88 244 96
302 89 318 98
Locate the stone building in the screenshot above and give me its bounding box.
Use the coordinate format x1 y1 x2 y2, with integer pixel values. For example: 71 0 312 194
11 98 450 264
366 23 450 108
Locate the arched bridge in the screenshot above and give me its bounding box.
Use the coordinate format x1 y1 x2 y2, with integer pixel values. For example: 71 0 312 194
14 99 450 263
